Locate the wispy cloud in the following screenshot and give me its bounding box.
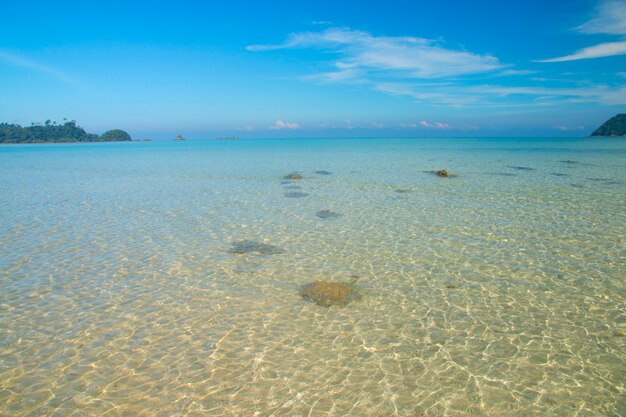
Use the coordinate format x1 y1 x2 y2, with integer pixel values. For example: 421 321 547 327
419 120 452 129
0 49 91 91
236 125 256 131
248 27 503 79
401 122 479 130
577 0 626 35
539 0 626 62
373 81 626 106
555 125 585 131
270 120 300 130
495 69 538 77
540 41 626 62
249 25 626 107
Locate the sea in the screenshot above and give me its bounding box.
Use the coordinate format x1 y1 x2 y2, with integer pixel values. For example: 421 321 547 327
0 137 624 416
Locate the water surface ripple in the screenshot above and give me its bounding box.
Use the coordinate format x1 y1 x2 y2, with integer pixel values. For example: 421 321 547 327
1 138 624 416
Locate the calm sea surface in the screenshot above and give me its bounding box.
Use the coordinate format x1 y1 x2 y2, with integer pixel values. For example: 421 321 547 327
1 138 625 416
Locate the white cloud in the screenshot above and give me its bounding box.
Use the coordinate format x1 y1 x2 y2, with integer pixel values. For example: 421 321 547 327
540 0 626 62
248 27 503 79
495 69 538 76
539 41 626 62
249 25 626 107
373 81 626 106
270 120 300 130
236 125 255 131
556 125 585 131
419 120 452 129
303 68 367 84
599 85 626 104
577 0 626 35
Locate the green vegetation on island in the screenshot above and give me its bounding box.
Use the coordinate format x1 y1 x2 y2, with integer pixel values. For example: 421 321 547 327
99 129 132 142
0 120 132 143
591 114 626 137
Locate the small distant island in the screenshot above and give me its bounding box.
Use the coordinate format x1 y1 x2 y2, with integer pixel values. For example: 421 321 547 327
0 120 131 143
591 114 626 137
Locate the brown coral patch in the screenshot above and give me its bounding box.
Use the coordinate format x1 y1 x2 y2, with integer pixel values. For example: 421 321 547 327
300 281 356 307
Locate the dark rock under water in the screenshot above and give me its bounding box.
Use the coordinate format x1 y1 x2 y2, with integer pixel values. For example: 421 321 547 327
551 173 569 177
428 169 457 178
487 172 517 176
227 241 286 255
507 166 535 171
314 170 332 175
316 209 341 219
284 191 309 198
587 178 622 185
300 281 359 307
283 173 303 180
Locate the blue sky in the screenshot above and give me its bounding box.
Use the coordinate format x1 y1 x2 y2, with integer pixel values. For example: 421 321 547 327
1 0 625 138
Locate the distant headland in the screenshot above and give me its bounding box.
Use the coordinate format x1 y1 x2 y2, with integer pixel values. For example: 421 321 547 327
0 120 131 143
591 114 626 137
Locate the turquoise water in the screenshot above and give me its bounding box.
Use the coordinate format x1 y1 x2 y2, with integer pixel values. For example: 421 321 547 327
1 138 625 416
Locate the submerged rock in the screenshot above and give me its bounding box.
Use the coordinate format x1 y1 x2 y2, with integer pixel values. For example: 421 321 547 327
227 240 285 255
314 170 332 175
428 330 447 345
561 160 578 164
488 172 517 176
285 185 302 190
284 191 309 198
587 178 622 185
395 188 412 193
316 209 341 219
300 281 358 307
507 166 535 171
430 169 457 178
551 173 569 177
283 173 303 180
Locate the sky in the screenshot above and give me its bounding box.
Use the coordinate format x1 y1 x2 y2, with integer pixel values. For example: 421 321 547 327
1 0 625 139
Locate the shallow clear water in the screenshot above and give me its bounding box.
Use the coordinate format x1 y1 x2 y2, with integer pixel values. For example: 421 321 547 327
1 138 625 416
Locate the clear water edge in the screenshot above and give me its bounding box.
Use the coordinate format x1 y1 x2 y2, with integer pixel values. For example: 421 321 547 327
0 137 624 416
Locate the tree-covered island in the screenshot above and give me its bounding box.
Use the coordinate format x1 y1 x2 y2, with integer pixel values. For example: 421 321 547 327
591 114 626 137
0 120 132 143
